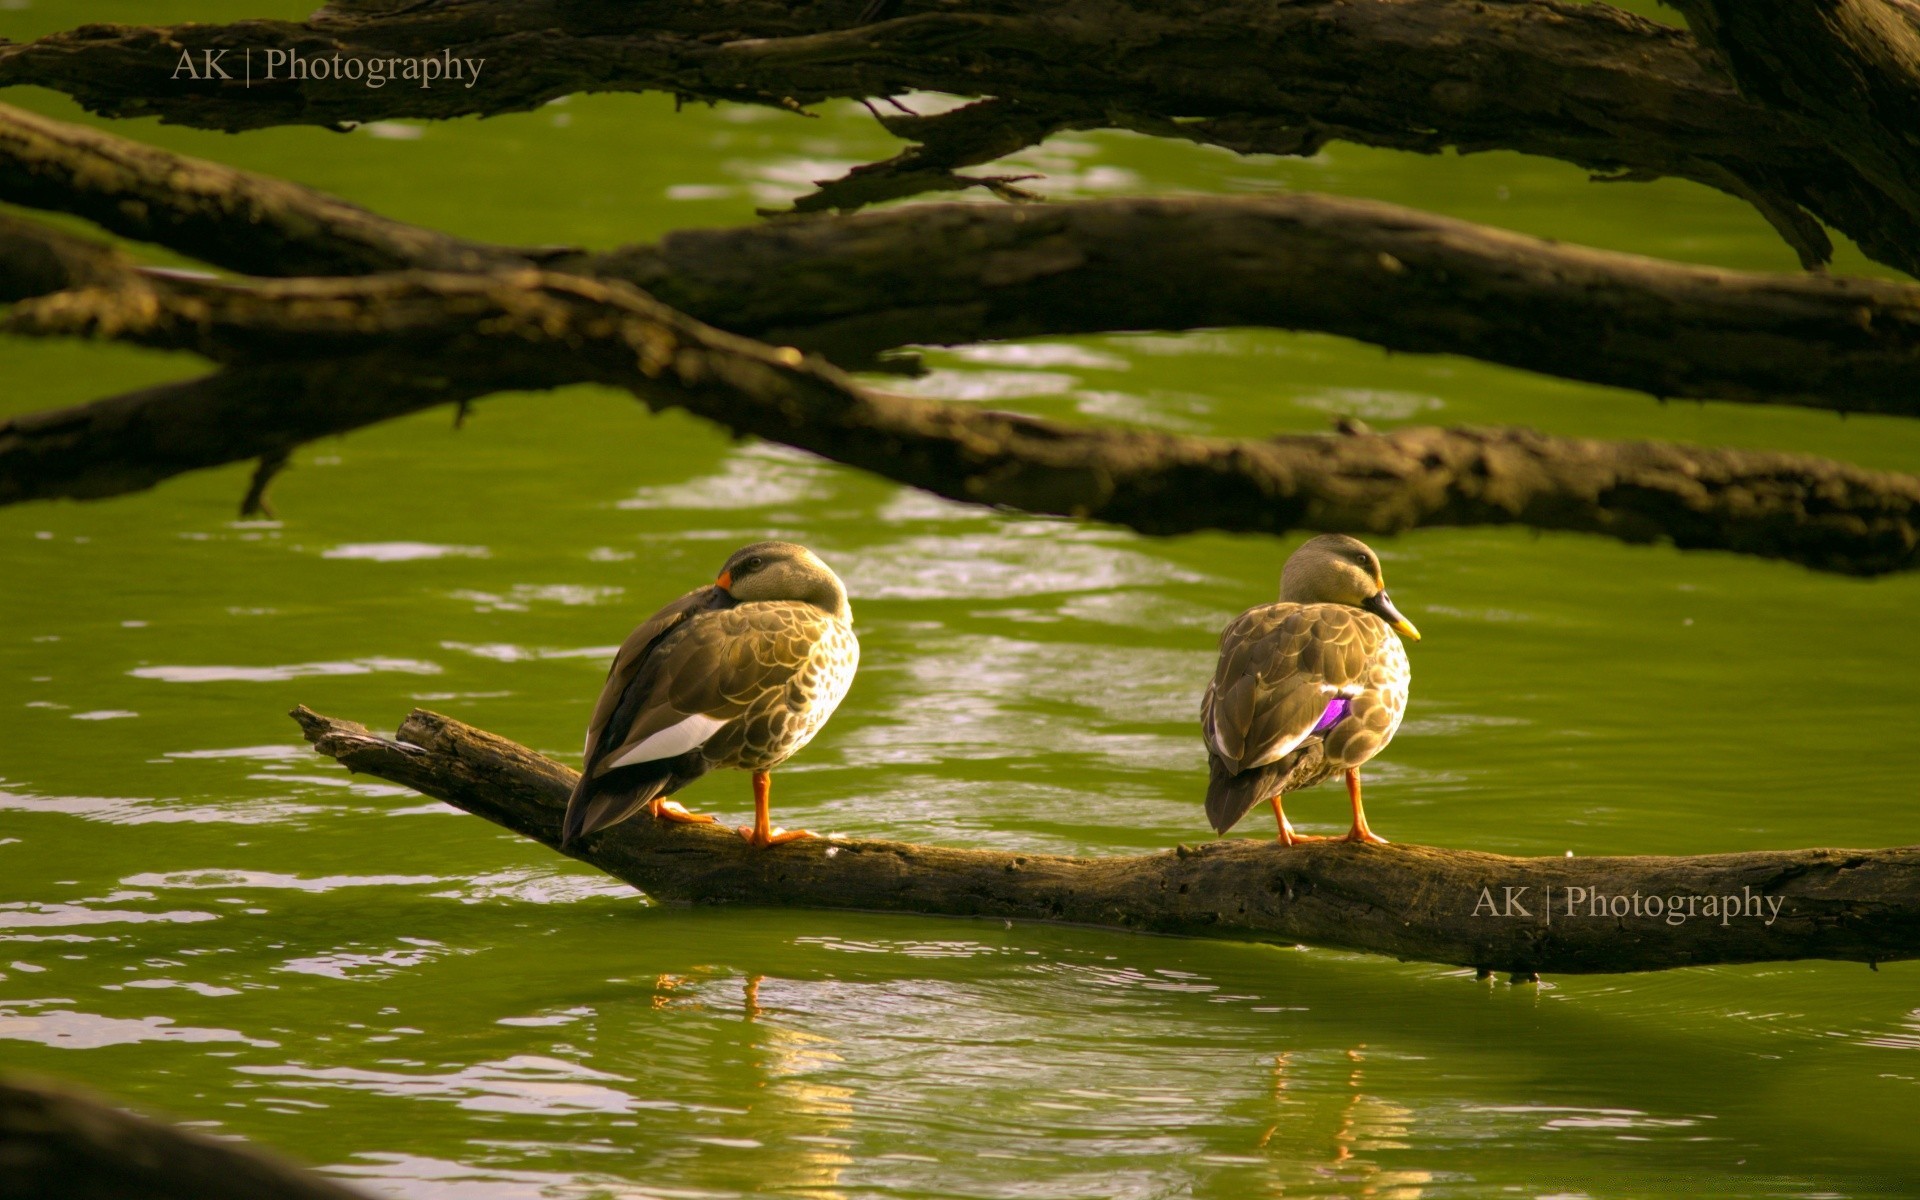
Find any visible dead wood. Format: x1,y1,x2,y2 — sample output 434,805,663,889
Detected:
6,260,1919,574
290,706,1920,977
592,194,1920,416
0,1076,373,1200
7,104,1920,417
3,0,1918,277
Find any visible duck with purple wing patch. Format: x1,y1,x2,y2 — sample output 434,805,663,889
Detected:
562,541,859,850
1202,534,1420,845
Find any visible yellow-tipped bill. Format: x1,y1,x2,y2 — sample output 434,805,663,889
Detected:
1364,590,1421,641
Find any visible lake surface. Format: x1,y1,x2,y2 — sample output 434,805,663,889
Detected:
3,3,1919,1196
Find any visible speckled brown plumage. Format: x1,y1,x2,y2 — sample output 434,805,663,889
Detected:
1201,534,1417,842
562,542,858,847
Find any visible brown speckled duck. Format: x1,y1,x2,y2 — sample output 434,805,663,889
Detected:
561,541,859,849
1201,534,1419,845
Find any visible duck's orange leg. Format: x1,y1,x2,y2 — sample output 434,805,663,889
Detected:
645,797,717,825
737,770,816,848
1342,768,1389,844
1271,794,1326,846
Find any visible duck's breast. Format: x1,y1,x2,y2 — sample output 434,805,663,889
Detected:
1320,616,1411,769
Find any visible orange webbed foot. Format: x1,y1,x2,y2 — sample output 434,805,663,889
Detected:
648,799,718,825
736,825,818,848
1342,826,1389,845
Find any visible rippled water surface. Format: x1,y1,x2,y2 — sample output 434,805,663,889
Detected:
4,3,1920,1196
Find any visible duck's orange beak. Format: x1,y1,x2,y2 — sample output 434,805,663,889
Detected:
715,570,733,592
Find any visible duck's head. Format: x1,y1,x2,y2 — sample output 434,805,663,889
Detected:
1279,533,1420,641
715,541,851,619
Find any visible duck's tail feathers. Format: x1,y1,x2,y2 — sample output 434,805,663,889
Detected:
560,760,676,847
1206,755,1283,835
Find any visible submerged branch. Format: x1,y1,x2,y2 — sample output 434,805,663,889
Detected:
291,706,1920,977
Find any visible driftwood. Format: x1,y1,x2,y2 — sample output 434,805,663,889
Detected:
0,1077,371,1200
293,706,1920,978
4,0,1915,279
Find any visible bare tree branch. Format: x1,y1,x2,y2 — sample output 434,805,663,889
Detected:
590,194,1920,418
0,212,130,301
7,261,1918,574
291,705,1920,977
8,106,1920,417
1669,0,1920,223
5,0,1918,275
0,102,523,276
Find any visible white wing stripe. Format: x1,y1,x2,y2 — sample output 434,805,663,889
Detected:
607,713,727,769
1246,727,1313,770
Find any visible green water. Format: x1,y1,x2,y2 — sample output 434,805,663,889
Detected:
4,3,1920,1196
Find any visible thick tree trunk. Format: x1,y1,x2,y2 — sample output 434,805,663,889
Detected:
292,706,1920,977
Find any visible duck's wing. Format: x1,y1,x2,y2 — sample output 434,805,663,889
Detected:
1203,604,1377,773
576,586,726,778
564,596,837,841
1202,604,1382,832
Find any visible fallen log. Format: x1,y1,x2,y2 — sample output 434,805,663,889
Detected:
292,706,1920,977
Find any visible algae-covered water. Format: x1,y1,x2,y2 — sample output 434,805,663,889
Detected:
3,3,1919,1196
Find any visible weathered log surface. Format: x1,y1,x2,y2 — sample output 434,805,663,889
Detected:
291,706,1920,976
0,1076,373,1200
598,194,1920,416
6,0,1912,278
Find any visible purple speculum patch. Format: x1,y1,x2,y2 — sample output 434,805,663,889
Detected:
1312,696,1351,733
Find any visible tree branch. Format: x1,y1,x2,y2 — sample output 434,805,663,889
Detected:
1669,0,1920,222
0,101,524,277
290,706,1920,977
7,262,1919,574
4,0,1917,276
8,105,1920,417
0,212,130,301
588,194,1920,417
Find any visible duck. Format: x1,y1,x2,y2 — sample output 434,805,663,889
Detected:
1200,534,1419,845
561,541,859,849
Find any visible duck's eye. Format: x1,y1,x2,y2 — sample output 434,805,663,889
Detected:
745,557,764,572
